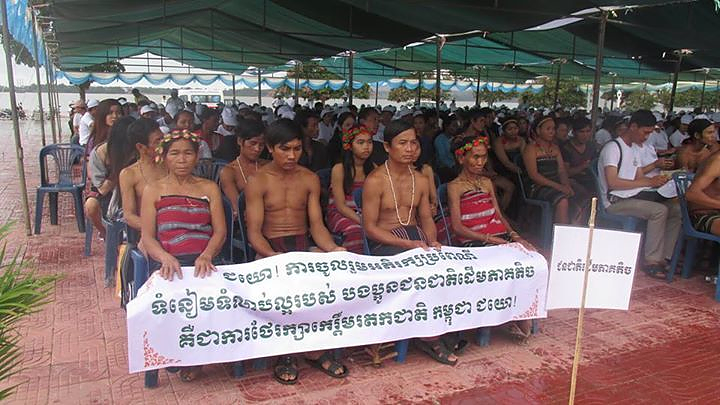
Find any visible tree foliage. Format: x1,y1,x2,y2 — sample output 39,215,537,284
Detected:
523,77,586,108
622,89,656,111
655,88,719,112
272,61,370,102
387,72,451,103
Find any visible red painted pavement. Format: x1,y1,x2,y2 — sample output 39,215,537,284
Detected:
1,121,719,404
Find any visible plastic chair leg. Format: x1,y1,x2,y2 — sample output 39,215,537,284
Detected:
667,236,685,282
144,370,158,388
531,319,540,334
681,238,697,279
252,358,267,370
394,339,409,363
48,192,58,225
34,191,44,234
72,189,86,233
232,362,245,378
104,226,121,287
475,328,491,347
715,260,720,302
131,251,149,297
83,217,93,256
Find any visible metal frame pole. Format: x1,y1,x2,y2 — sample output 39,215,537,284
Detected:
589,11,608,132
475,68,481,106
44,52,58,142
30,9,46,146
553,60,563,108
435,36,443,113
231,73,236,105
609,75,616,111
668,54,683,114
700,69,709,111
1,0,32,235
257,70,262,106
374,82,379,106
51,64,62,141
294,63,300,106
348,52,354,106
416,73,422,105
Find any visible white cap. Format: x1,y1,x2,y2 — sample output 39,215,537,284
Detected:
215,124,234,137
140,105,156,115
278,105,295,120
221,108,238,126
394,107,412,120
382,105,395,113
695,113,709,121
166,103,181,119
87,99,99,109
237,102,250,111
681,114,693,125
159,126,171,134
117,97,127,106
653,112,663,122
320,108,335,119
412,110,424,117
711,112,720,122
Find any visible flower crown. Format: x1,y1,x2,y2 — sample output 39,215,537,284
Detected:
454,136,490,157
154,129,200,163
341,125,371,150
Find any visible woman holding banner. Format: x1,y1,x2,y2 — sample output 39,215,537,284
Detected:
140,129,227,382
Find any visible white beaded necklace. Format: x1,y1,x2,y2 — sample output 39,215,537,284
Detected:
385,161,415,226
236,156,258,184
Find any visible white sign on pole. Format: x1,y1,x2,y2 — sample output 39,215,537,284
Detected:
547,225,641,310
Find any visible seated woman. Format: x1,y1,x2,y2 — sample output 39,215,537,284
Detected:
327,125,375,253
561,117,597,192
447,134,534,339
140,129,227,383
219,119,268,216
492,117,526,178
678,118,720,172
327,111,356,164
522,115,577,224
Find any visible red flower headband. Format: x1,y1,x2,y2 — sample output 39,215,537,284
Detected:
454,136,490,157
341,125,371,150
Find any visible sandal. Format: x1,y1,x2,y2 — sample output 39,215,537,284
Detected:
643,263,667,280
415,340,457,366
273,356,299,385
440,334,468,355
305,352,348,379
178,366,201,382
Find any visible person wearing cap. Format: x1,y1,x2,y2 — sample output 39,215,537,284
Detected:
79,99,100,146
71,100,87,143
678,118,720,172
317,108,335,144
670,114,692,147
644,112,675,157
213,108,241,162
140,104,158,120
597,109,681,276
117,97,129,116
165,89,185,118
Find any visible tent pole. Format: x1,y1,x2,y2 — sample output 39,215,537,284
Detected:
553,61,562,109
668,54,683,114
257,70,262,106
232,74,236,105
30,9,47,146
475,68,481,106
416,73,422,105
435,36,443,114
51,65,62,141
374,82,379,106
348,52,354,106
1,0,32,236
609,76,616,111
44,50,58,143
589,11,608,134
700,69,708,111
294,63,300,106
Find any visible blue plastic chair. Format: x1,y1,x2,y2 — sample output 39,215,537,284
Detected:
193,158,227,182
34,144,86,234
436,184,453,246
668,173,720,296
101,217,127,287
589,161,642,232
232,192,253,263
351,187,409,362
514,166,553,249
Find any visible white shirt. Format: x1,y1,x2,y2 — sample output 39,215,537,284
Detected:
374,123,386,142
669,130,689,148
594,128,612,146
318,121,334,144
645,130,669,152
597,138,648,208
72,112,83,134
79,112,94,146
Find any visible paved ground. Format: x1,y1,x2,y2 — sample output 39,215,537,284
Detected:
1,121,720,404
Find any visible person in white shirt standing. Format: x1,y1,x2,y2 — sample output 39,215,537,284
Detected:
669,114,692,147
71,100,86,143
317,108,335,144
79,99,99,147
598,109,680,277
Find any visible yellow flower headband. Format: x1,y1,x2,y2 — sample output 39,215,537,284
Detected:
154,129,200,163
454,136,490,157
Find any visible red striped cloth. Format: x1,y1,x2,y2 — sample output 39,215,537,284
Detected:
155,195,213,256
326,181,364,254
454,190,507,244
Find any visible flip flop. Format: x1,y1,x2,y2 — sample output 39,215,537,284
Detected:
273,356,299,385
178,366,201,382
305,352,348,379
440,334,468,355
643,264,667,280
415,340,457,366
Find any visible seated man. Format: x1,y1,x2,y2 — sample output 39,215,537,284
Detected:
598,109,681,275
686,150,720,235
245,118,348,385
118,118,167,241
362,120,456,365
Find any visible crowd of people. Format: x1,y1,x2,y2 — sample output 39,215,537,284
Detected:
67,86,720,383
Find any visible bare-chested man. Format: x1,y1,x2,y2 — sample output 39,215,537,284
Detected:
362,120,458,366
686,150,720,235
245,118,348,385
118,118,167,239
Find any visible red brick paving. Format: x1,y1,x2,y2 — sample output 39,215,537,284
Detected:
2,121,720,404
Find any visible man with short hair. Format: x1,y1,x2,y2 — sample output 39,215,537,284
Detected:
598,109,681,275
245,118,348,385
294,110,329,171
165,89,185,118
358,107,388,165
79,99,99,147
669,114,692,147
686,150,720,236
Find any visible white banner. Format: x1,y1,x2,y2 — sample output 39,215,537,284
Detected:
127,245,548,373
547,225,641,310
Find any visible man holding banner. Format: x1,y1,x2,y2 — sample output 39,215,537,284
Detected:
245,118,348,384
362,120,457,365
